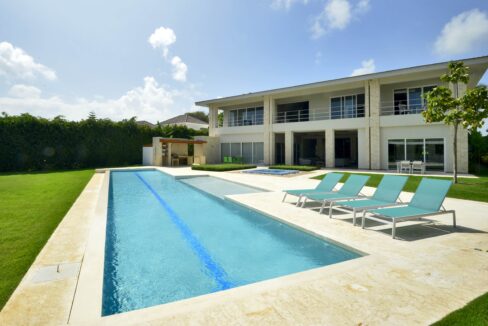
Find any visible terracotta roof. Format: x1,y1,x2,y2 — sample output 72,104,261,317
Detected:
160,114,208,125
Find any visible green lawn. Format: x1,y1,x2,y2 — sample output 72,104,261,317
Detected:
0,169,94,309
312,172,488,203
191,164,256,171
433,292,488,325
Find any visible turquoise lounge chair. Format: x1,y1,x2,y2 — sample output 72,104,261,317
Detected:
301,174,370,210
362,178,455,239
282,173,343,206
329,175,408,225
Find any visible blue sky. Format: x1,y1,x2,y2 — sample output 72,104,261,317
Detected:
0,0,487,123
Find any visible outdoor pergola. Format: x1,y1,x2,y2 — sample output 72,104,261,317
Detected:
150,137,207,166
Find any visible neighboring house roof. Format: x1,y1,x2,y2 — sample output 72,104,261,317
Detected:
136,120,156,128
195,55,488,106
160,114,208,125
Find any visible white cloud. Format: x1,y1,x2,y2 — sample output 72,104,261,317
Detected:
434,9,488,56
8,84,42,98
0,76,198,122
314,51,323,64
271,0,309,11
0,42,57,81
170,56,188,82
311,0,370,39
148,27,189,82
148,26,176,58
351,58,375,76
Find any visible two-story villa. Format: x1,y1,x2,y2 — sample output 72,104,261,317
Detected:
195,56,488,173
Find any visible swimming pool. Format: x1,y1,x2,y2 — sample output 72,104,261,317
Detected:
102,170,360,315
243,168,299,175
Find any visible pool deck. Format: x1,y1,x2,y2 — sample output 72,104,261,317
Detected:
1,166,487,325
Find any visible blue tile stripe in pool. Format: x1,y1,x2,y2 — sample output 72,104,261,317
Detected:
134,172,234,290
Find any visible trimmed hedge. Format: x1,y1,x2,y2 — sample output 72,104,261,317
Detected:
269,165,320,171
191,164,256,172
0,113,207,172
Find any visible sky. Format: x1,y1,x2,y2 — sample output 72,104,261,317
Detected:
0,0,488,124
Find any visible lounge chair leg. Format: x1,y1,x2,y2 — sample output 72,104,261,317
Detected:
282,193,287,202
361,211,366,229
301,197,307,208
295,195,302,206
328,202,334,218
319,200,326,214
392,220,396,239
453,211,456,228
353,209,356,226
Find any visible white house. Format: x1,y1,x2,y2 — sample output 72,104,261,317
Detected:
195,56,488,173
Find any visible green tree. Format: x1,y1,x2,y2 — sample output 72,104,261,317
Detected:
423,61,488,183
186,111,209,123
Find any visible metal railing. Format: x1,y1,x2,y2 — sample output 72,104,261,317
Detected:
222,117,264,127
380,100,426,116
274,107,365,124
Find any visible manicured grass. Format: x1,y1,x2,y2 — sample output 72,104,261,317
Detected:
269,165,320,172
433,292,488,325
191,164,256,172
0,169,94,309
312,172,488,202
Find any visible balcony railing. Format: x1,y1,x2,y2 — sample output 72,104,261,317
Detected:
380,100,426,116
221,117,264,127
274,107,365,124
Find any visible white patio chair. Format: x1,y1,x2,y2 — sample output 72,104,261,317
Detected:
411,161,425,174
399,161,411,174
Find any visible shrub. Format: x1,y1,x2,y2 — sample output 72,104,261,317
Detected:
191,164,256,172
0,113,207,172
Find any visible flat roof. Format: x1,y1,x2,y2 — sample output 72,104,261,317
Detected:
195,55,488,107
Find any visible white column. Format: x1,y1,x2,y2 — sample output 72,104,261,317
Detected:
263,96,271,165
285,130,293,165
325,129,334,168
449,82,469,173
369,79,381,170
208,105,218,137
152,137,162,166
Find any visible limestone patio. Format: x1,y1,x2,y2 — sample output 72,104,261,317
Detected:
1,167,487,325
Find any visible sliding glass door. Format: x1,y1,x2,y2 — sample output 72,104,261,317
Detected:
388,138,445,171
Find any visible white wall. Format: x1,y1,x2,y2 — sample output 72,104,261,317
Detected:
142,147,153,166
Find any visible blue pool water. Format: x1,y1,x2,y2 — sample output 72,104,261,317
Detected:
102,170,360,315
243,169,299,175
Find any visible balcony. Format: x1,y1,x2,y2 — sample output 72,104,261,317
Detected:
380,100,426,116
274,107,365,124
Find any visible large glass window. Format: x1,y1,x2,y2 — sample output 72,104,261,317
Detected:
388,139,405,169
330,94,365,119
253,142,264,164
227,106,264,127
230,143,241,157
393,85,436,115
330,97,342,119
255,107,264,124
221,143,230,162
388,138,444,171
425,138,444,171
242,143,253,163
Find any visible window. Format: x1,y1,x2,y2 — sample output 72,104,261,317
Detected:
388,138,444,171
330,94,365,119
276,101,309,123
227,106,264,127
242,143,253,163
220,142,264,163
393,85,436,115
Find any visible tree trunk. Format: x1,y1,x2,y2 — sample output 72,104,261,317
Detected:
453,123,458,184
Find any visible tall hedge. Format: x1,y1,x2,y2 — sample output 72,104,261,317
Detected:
0,113,207,172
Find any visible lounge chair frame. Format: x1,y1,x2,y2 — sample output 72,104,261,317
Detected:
361,207,456,239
